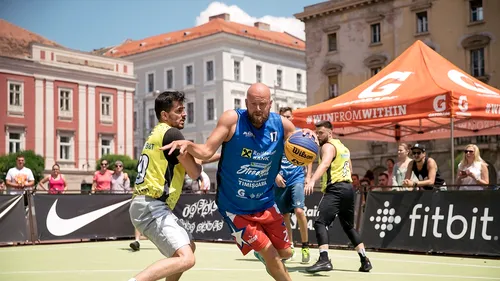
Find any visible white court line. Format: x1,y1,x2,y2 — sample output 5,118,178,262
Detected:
0,268,499,280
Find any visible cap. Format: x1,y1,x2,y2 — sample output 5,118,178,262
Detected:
411,143,426,152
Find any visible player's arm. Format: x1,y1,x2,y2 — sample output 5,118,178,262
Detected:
202,153,221,164
281,116,317,141
311,143,335,184
162,128,202,180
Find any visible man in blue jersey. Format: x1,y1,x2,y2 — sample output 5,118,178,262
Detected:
275,107,311,263
162,83,316,281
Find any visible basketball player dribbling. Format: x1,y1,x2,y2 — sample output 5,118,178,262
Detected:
162,83,317,281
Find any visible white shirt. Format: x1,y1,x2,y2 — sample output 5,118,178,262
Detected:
6,167,35,195
458,161,483,190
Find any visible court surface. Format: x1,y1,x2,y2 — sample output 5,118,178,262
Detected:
0,240,499,281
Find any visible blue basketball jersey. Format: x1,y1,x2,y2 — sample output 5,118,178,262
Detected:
279,153,305,186
217,109,284,214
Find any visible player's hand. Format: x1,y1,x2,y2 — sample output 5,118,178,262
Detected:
301,129,319,145
304,181,314,196
275,174,286,188
159,140,191,155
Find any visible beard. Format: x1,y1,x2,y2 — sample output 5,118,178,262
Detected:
248,111,269,128
319,137,328,146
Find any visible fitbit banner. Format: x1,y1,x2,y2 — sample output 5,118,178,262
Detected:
0,195,28,243
34,194,134,241
361,191,500,256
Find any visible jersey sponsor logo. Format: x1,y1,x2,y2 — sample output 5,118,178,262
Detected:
236,163,271,177
241,148,253,158
243,131,255,138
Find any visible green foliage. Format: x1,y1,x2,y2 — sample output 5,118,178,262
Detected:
96,154,138,186
0,150,45,183
448,151,464,174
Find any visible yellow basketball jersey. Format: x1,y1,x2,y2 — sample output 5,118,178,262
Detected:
134,123,186,209
321,138,352,192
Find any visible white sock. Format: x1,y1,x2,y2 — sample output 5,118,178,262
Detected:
319,249,328,253
357,248,366,257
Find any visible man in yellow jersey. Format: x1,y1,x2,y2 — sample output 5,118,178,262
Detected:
303,121,372,273
128,91,202,281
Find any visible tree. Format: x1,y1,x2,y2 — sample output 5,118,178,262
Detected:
0,150,45,183
95,154,138,186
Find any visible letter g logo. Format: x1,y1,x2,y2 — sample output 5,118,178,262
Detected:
433,95,446,112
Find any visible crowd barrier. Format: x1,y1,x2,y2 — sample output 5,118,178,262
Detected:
0,190,498,257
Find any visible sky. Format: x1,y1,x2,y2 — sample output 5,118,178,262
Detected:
0,0,319,52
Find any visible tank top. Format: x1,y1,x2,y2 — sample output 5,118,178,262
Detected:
321,138,352,192
48,175,65,194
412,157,445,190
458,161,483,190
134,123,186,210
217,109,284,214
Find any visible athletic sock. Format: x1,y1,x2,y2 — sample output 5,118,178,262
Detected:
319,249,329,261
302,241,309,248
357,248,367,261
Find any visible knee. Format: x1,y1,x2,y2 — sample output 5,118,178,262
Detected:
294,208,305,217
180,253,196,271
314,220,326,230
279,247,293,260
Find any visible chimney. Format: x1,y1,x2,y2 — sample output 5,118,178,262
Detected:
209,13,230,22
254,22,270,31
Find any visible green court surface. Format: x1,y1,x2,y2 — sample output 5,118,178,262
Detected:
0,240,499,281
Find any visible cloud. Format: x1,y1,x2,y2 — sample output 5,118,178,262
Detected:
195,1,305,41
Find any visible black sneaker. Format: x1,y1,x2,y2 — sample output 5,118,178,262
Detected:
305,258,333,273
359,257,372,272
129,241,140,252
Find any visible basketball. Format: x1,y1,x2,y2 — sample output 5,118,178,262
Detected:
285,131,319,166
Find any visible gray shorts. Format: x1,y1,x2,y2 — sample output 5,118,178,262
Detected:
129,195,192,257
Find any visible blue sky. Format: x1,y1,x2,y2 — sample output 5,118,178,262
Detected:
0,0,319,52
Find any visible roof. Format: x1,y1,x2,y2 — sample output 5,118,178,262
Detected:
104,18,305,58
0,19,63,59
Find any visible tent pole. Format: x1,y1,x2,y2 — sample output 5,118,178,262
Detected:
450,117,455,187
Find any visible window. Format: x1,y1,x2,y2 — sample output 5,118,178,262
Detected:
147,73,154,92
328,33,337,52
471,48,485,77
185,65,193,86
234,98,241,110
234,61,240,81
101,138,112,156
276,69,282,88
328,75,339,99
148,108,156,130
371,23,381,43
296,73,302,92
256,65,262,83
59,135,71,160
206,60,214,81
8,81,23,113
8,132,21,153
133,111,137,131
470,0,483,22
371,67,381,77
101,94,112,122
166,69,173,89
59,88,72,118
207,98,215,121
187,102,194,124
416,11,428,33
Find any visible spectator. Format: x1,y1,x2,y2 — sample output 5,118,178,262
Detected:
403,143,446,191
457,144,489,190
0,179,5,194
392,143,414,191
198,170,211,193
373,173,391,192
92,159,113,193
359,178,371,210
385,159,394,186
38,164,67,194
111,160,131,193
363,170,375,186
351,174,360,191
5,155,35,195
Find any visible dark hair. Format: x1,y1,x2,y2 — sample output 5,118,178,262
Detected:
155,91,186,120
16,155,24,160
315,120,332,129
279,107,292,115
52,164,60,169
0,179,4,184
360,178,370,185
378,172,389,179
351,174,359,180
364,170,374,181
387,158,395,165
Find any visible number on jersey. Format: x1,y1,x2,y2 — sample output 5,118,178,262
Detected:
342,161,350,177
270,132,278,142
135,154,150,184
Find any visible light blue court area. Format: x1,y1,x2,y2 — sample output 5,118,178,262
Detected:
0,241,499,281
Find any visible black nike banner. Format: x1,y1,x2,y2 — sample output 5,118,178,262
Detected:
361,191,500,257
34,194,134,241
0,195,28,243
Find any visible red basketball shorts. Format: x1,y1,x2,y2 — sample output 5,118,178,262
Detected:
220,205,291,255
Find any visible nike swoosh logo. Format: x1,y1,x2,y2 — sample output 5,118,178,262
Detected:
0,195,23,220
46,198,132,236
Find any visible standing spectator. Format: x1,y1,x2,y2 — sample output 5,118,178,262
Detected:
92,159,113,193
5,155,35,195
38,164,67,194
111,160,131,193
363,170,375,186
392,143,414,190
0,179,5,194
385,159,394,186
351,174,360,191
403,144,446,190
373,173,391,192
457,144,489,190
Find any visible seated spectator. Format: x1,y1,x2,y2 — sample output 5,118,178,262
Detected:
457,144,489,190
5,155,35,195
363,170,375,186
403,144,446,191
373,172,391,192
111,160,131,193
38,164,67,194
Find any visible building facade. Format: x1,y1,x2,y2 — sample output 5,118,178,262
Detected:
0,20,136,188
296,0,500,184
106,14,307,184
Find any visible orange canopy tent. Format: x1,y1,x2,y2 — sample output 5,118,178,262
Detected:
292,40,500,183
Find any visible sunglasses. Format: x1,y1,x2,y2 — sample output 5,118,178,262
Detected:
464,150,474,154
412,151,422,156
101,163,108,166
116,165,123,168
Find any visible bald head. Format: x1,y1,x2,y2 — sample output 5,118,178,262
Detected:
245,83,272,128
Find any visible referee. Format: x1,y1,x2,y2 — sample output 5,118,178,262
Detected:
304,121,372,273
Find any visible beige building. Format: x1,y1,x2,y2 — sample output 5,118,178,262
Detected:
296,0,500,185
